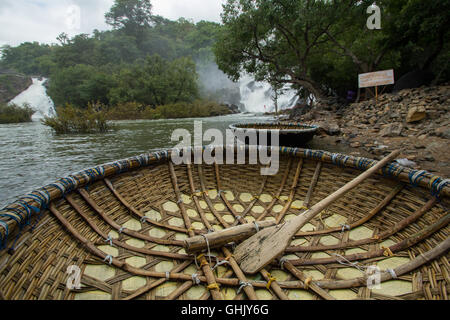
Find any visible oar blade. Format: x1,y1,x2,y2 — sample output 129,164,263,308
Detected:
234,223,293,274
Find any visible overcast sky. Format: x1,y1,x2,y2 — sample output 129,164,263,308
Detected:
0,0,225,47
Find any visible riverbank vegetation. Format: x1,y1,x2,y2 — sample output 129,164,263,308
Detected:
42,104,111,134
42,100,233,133
106,100,233,120
0,103,34,124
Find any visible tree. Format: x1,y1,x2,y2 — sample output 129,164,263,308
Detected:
215,0,450,100
0,42,54,75
214,0,352,101
167,57,199,103
382,0,450,75
47,64,115,107
307,1,402,97
108,55,198,106
105,0,153,43
53,34,99,68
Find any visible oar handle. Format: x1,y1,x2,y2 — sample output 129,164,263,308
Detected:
290,150,400,231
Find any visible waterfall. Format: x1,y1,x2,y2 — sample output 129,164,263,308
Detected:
238,74,299,113
9,78,55,120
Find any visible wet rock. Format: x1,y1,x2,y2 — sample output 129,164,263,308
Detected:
322,123,341,136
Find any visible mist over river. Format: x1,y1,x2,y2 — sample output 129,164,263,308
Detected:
0,114,273,208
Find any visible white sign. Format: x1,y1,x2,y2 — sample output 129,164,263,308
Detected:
359,69,394,88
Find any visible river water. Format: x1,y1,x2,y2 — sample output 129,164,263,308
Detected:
0,114,274,208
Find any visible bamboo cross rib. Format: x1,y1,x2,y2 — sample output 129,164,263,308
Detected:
184,150,400,274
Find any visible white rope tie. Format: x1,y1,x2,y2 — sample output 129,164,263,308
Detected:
204,254,218,266
105,236,113,246
201,234,212,266
212,259,230,271
237,281,253,294
387,268,397,279
177,198,183,204
340,224,351,233
236,216,242,221
192,273,201,285
118,227,125,234
279,257,288,270
253,221,260,232
140,216,148,223
332,253,367,272
165,272,170,280
193,254,200,269
103,255,113,265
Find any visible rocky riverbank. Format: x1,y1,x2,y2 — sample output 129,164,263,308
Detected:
289,84,450,178
0,71,32,104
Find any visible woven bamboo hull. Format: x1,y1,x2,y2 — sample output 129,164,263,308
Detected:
229,123,319,147
0,147,448,300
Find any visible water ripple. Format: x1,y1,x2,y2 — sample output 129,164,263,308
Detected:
0,114,272,207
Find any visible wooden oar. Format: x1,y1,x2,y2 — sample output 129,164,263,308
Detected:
234,150,400,274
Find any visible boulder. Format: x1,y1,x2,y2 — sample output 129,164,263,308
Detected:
406,106,427,123
322,122,341,136
380,123,403,137
434,126,450,139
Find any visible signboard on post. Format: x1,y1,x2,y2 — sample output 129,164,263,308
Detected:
358,69,394,88
358,69,395,103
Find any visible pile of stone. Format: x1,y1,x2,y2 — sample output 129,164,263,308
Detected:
289,84,450,177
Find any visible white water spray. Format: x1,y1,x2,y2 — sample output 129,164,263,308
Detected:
9,78,55,120
238,74,299,113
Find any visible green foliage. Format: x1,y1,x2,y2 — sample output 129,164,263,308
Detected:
2,0,448,105
215,0,351,99
109,55,198,107
215,0,450,99
106,100,233,120
0,103,34,124
0,3,222,110
151,100,233,119
105,0,153,42
382,0,450,74
104,101,146,120
42,103,112,134
47,64,116,107
0,42,55,76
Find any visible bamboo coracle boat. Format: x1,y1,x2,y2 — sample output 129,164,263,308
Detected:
229,122,319,146
0,146,448,300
